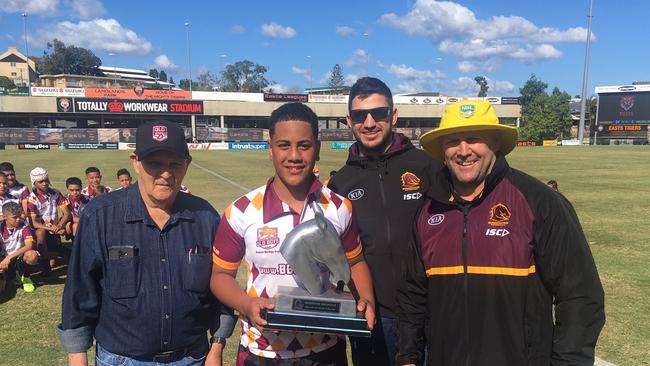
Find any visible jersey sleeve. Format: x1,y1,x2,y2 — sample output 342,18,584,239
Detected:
21,225,34,246
212,204,246,271
339,197,362,260
57,191,69,208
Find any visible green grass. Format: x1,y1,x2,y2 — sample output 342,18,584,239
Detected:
0,145,648,365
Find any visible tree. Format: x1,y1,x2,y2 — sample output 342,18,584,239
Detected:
218,60,271,92
0,76,16,89
327,64,345,92
148,68,159,79
519,73,548,106
169,76,175,85
474,76,489,97
519,83,573,141
38,39,102,76
179,79,192,90
158,70,168,82
195,71,216,91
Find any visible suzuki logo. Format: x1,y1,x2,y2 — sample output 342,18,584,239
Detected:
348,188,365,201
427,214,445,226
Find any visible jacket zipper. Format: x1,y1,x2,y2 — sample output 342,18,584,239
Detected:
377,162,391,243
461,203,471,366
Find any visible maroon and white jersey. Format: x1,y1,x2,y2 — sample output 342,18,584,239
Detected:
212,178,362,359
0,193,19,214
26,188,68,223
0,221,33,256
82,185,113,198
66,194,90,217
8,182,28,201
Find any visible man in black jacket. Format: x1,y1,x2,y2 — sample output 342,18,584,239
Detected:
396,101,605,366
328,77,441,366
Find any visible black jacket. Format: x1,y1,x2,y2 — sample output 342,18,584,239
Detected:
396,154,605,366
329,133,442,317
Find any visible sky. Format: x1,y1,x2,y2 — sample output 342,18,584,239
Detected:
0,0,648,97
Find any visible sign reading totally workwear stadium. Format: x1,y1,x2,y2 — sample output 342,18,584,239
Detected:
57,98,203,114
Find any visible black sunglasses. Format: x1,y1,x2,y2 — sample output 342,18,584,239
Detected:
349,107,392,123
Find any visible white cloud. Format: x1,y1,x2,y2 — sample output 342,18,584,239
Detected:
380,63,445,93
345,48,368,68
0,0,60,15
231,24,245,33
385,63,444,80
266,83,290,93
261,22,296,39
457,61,476,73
336,25,355,37
152,54,178,72
291,66,310,80
70,0,105,19
379,0,593,66
443,76,515,96
33,18,153,55
345,73,361,86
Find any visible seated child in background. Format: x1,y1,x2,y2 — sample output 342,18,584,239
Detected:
116,168,133,190
0,172,19,221
82,166,112,198
0,202,38,292
26,168,71,275
64,177,89,237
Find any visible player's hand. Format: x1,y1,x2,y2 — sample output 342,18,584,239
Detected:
357,298,376,330
242,297,274,332
204,342,224,366
0,257,11,272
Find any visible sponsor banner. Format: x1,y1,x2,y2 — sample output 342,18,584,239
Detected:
98,129,120,143
561,139,581,146
308,94,348,103
595,84,650,94
31,87,85,97
517,141,537,147
596,92,650,125
542,140,559,147
196,127,228,141
63,143,119,150
206,142,229,150
63,129,99,143
85,87,191,100
485,97,501,104
228,142,268,150
263,93,308,103
118,142,137,150
596,124,649,138
68,98,203,114
330,142,354,149
500,97,520,105
192,91,264,102
394,96,445,105
227,128,264,141
39,128,63,143
320,129,354,141
120,128,136,143
57,97,74,112
18,143,51,150
0,128,39,143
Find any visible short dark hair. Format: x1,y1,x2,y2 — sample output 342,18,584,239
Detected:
348,77,393,111
2,201,22,216
269,103,319,139
0,172,6,179
329,170,337,177
0,162,15,172
85,167,101,175
66,177,82,187
117,168,131,178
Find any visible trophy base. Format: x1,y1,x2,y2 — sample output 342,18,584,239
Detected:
261,286,371,337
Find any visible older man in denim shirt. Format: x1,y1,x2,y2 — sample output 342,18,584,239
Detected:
58,120,234,366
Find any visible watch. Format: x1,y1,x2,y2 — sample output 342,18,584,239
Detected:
210,336,227,346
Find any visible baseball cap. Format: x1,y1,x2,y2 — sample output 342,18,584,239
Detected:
134,120,189,160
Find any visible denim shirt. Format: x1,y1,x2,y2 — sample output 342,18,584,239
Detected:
58,184,232,359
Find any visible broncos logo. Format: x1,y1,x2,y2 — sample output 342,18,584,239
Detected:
401,172,421,192
488,203,511,227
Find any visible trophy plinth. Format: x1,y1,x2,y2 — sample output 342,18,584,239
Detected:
262,286,371,337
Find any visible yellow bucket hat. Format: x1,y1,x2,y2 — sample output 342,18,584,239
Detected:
420,101,518,160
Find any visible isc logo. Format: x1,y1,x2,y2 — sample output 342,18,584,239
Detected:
485,228,510,237
403,192,422,201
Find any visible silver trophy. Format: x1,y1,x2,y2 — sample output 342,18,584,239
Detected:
261,200,370,337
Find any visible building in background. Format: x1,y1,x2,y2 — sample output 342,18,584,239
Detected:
0,47,36,87
40,66,176,90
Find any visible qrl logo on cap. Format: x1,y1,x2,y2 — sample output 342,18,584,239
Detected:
460,104,475,118
152,125,168,142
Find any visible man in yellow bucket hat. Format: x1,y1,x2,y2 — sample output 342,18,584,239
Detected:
395,101,605,366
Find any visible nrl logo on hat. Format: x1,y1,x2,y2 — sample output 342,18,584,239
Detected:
459,104,475,118
152,125,168,142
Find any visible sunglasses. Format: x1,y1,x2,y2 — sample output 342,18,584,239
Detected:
349,106,392,123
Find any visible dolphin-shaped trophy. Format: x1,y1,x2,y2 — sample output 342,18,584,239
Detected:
280,200,351,295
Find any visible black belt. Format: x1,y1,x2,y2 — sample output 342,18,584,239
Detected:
149,339,206,363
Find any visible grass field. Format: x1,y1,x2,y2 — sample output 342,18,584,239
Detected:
0,145,648,366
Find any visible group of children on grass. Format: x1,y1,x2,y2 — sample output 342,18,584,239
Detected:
0,163,135,294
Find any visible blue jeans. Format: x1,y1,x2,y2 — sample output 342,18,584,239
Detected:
350,316,398,366
96,344,206,366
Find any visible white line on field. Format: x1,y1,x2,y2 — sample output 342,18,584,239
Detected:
595,356,617,366
191,161,250,193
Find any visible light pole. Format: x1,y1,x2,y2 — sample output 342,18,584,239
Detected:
306,55,312,92
184,21,192,93
363,32,369,77
21,12,30,90
578,0,594,144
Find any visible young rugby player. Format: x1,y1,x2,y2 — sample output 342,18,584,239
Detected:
0,162,29,214
64,177,89,237
82,167,112,197
210,103,375,364
115,168,133,189
0,202,38,292
0,172,19,221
